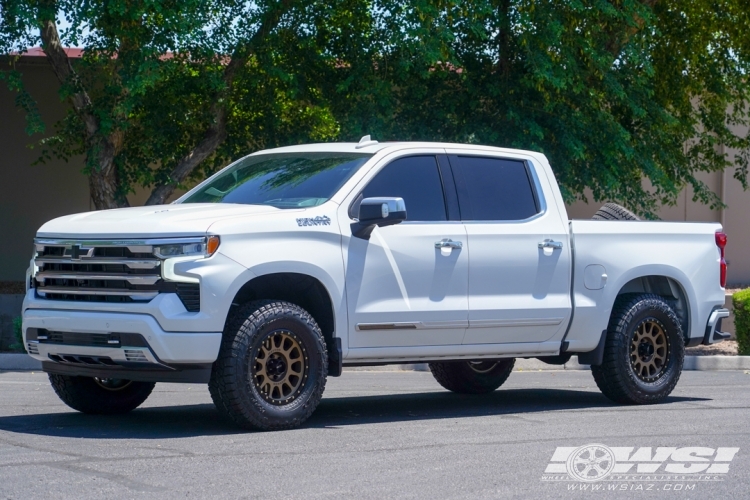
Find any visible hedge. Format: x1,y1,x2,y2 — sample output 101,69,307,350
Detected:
7,317,23,352
733,289,750,356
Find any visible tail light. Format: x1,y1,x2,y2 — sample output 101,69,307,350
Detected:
715,231,727,288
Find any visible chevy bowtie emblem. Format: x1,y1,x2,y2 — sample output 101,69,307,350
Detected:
68,245,93,260
71,245,83,260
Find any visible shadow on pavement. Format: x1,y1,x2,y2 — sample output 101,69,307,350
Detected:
0,388,710,439
308,389,709,428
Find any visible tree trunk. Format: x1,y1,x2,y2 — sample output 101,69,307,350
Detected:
604,0,659,58
144,0,294,205
145,109,228,206
88,137,126,210
37,2,128,210
496,0,513,78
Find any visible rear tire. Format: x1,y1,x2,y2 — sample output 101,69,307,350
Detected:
209,300,328,431
591,294,684,404
592,202,640,221
48,375,155,414
429,359,515,394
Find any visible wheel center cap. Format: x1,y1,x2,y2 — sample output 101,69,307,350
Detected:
266,355,287,381
638,340,655,361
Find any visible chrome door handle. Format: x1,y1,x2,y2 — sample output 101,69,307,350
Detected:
435,239,463,249
538,239,563,250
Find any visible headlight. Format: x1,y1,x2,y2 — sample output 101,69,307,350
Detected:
154,236,220,259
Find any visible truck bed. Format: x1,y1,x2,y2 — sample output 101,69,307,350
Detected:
564,219,726,352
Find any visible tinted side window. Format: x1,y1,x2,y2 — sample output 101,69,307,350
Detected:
362,156,447,221
452,156,539,221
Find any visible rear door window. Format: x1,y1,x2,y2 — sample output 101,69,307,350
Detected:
450,156,539,221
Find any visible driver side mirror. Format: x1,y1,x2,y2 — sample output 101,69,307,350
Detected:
352,197,407,239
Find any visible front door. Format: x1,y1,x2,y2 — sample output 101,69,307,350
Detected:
342,154,469,348
446,153,572,344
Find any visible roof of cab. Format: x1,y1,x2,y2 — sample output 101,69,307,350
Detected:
250,140,547,162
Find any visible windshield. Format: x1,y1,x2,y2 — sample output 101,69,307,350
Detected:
181,152,372,208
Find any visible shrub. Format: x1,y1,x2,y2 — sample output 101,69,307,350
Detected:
8,316,23,352
733,289,750,356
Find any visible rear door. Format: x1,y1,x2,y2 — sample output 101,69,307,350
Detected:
446,154,572,344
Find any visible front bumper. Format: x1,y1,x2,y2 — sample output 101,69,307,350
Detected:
23,308,222,381
703,308,731,345
26,328,213,383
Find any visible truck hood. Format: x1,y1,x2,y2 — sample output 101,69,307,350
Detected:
37,203,283,239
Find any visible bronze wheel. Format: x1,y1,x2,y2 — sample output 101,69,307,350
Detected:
253,330,309,405
591,293,684,405
93,378,133,391
429,359,515,394
630,319,669,382
467,361,499,374
48,375,154,414
210,300,328,431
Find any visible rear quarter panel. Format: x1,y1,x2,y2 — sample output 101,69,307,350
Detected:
566,220,726,352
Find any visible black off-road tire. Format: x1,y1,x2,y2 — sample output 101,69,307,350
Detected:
209,300,328,431
592,202,640,221
48,375,155,414
591,294,685,405
428,359,515,394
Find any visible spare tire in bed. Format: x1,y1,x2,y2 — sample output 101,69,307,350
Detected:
592,202,640,221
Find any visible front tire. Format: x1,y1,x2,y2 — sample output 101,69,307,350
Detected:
428,359,515,394
209,300,328,431
591,294,684,404
48,375,155,414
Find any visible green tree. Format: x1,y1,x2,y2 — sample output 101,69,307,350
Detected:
0,0,339,208
2,1,749,215
330,0,750,216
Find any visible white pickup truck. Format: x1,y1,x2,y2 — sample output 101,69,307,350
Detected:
23,138,730,430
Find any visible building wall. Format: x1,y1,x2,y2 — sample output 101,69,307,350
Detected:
0,60,90,281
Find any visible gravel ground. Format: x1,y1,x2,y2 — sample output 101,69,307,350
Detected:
686,340,739,356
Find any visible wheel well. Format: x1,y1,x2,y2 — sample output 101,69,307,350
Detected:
616,276,689,339
229,273,335,345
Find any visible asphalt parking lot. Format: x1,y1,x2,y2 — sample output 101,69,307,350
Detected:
1,369,748,499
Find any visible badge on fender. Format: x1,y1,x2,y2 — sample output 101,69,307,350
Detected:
296,216,331,227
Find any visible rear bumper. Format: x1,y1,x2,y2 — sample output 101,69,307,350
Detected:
702,308,731,345
22,308,222,382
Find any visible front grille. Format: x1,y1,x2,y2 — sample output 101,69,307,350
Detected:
40,331,116,347
48,354,118,366
124,349,148,362
34,239,201,311
28,329,150,348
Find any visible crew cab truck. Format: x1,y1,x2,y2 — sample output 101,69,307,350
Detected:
22,138,730,430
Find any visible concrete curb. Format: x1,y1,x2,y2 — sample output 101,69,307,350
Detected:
0,353,42,371
683,356,750,370
2,353,749,372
